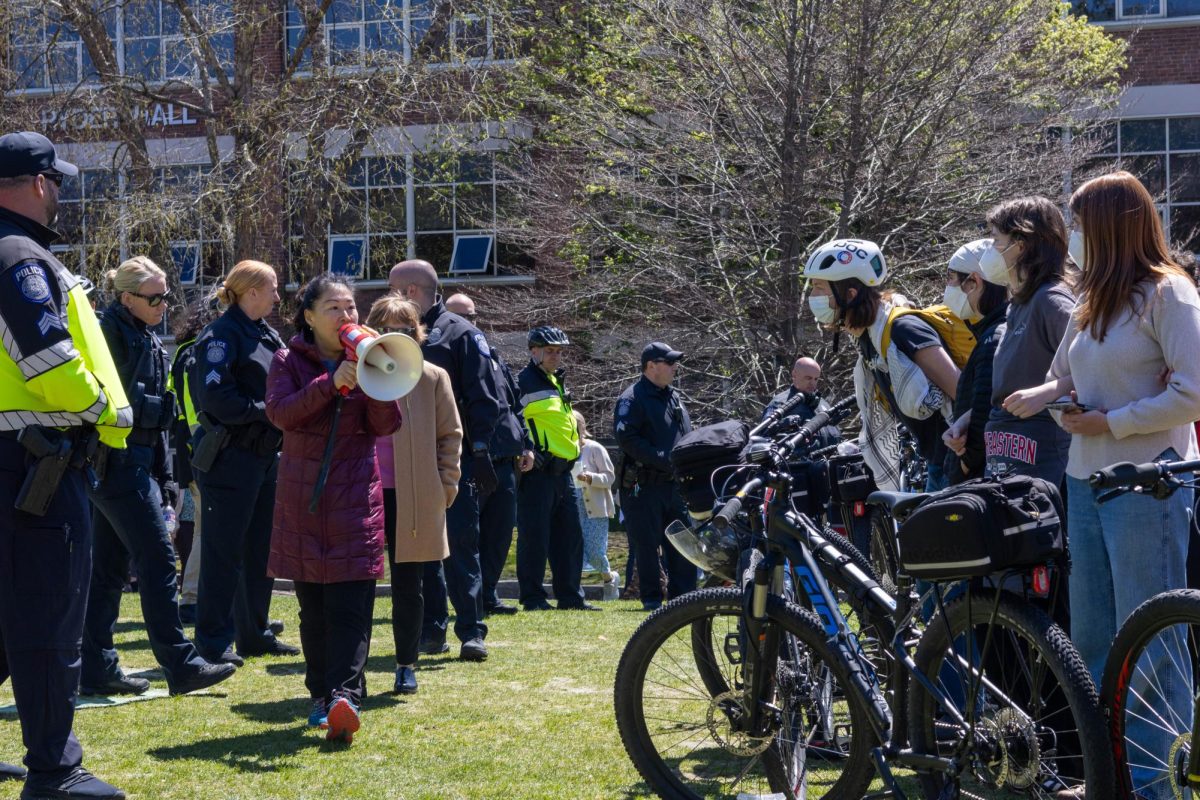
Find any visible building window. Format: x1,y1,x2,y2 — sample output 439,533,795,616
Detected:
123,0,234,82
1071,0,1200,20
287,148,510,281
285,0,502,71
1078,116,1200,252
5,0,232,94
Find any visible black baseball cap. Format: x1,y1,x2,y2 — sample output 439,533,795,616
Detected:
641,341,684,367
0,132,78,179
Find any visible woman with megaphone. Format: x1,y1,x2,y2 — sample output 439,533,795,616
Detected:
265,273,405,744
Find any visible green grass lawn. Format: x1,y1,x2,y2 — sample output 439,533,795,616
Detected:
0,592,658,800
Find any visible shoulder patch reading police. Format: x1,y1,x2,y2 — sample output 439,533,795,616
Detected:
14,263,52,304
617,398,632,417
473,333,491,358
426,327,443,345
206,339,227,364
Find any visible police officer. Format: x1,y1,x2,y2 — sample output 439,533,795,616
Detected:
189,260,299,665
515,327,599,612
0,131,130,798
389,260,502,660
446,293,535,616
615,342,695,611
761,356,841,452
80,257,235,699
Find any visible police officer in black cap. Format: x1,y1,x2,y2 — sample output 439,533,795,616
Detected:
389,260,503,660
614,342,695,611
0,131,129,798
189,260,300,666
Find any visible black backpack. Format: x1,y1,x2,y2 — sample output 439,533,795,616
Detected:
897,474,1064,581
670,421,749,518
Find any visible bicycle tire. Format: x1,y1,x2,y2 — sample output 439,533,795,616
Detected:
907,589,1116,798
866,506,900,597
1100,588,1200,800
614,587,877,799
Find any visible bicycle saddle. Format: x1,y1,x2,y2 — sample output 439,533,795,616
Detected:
866,490,928,521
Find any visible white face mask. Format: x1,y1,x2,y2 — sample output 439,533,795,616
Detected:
979,243,1012,287
808,295,836,324
1068,229,1086,268
943,282,977,322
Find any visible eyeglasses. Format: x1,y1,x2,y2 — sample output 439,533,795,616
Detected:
40,172,64,187
651,358,679,366
381,326,416,337
130,290,170,307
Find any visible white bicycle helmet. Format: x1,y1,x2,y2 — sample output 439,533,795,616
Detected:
801,238,888,286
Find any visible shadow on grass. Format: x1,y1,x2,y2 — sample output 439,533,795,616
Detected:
147,724,322,770
228,692,402,725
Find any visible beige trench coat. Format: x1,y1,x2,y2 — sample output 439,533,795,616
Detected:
391,362,462,563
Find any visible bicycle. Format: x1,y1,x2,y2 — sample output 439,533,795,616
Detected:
615,399,1116,799
1089,457,1200,800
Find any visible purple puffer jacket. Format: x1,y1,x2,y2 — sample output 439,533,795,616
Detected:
265,334,401,583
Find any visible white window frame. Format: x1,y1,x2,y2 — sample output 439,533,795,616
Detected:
1117,0,1166,18
328,235,368,278
448,234,494,274
171,241,200,285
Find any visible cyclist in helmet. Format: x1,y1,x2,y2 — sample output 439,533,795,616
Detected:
801,238,962,491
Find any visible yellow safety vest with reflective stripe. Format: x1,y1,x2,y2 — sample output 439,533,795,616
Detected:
0,277,132,448
168,338,199,429
520,369,580,460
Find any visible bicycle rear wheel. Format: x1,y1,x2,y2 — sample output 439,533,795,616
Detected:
907,590,1116,798
614,587,877,799
1100,588,1200,800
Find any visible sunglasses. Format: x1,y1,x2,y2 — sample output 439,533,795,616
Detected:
40,172,64,187
130,290,170,307
381,326,416,337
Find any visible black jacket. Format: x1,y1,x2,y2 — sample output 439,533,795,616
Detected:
945,302,1008,484
419,299,505,464
614,375,692,476
189,303,284,433
491,357,534,459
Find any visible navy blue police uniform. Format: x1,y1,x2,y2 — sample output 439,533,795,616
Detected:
479,356,533,613
615,369,695,609
0,132,130,798
81,301,229,696
189,303,291,662
417,299,504,649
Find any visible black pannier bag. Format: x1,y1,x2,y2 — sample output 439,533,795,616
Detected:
670,421,749,519
897,474,1064,581
827,452,876,504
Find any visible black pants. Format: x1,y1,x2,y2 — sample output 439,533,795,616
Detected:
479,458,517,607
619,482,696,605
0,437,89,775
194,445,279,658
421,478,487,643
383,488,426,666
515,468,586,608
83,444,204,687
293,579,375,706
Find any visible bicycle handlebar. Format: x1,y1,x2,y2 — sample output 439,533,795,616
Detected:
713,477,762,530
1089,459,1200,490
749,390,819,438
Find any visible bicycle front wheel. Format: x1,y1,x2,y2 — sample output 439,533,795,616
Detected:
907,590,1116,799
1101,588,1200,800
614,587,877,799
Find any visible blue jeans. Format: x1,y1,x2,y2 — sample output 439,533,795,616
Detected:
576,492,612,575
1067,473,1192,800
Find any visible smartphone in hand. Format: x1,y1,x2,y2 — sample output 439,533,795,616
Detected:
1045,397,1092,414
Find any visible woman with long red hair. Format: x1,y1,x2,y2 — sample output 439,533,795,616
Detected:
1008,171,1200,799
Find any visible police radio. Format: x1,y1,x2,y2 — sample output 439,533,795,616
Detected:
337,323,423,401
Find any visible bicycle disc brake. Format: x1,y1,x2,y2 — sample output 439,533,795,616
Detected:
706,691,774,756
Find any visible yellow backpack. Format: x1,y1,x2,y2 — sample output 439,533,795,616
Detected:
879,305,976,369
